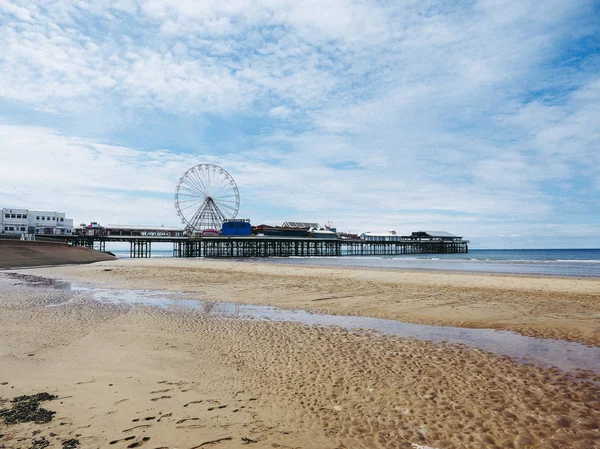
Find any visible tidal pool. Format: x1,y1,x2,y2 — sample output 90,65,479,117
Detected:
70,285,600,376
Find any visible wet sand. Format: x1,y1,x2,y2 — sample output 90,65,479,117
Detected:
0,283,598,449
22,258,600,346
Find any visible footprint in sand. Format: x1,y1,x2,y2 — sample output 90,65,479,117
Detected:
156,413,172,422
177,424,206,429
109,436,136,445
132,417,156,422
126,437,150,448
149,389,172,394
176,417,201,424
150,395,171,401
183,400,203,408
122,424,152,432
207,405,227,411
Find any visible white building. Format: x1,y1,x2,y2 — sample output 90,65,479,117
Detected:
360,230,403,242
1,208,74,236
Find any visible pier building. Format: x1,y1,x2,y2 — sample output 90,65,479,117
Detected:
74,223,184,237
221,219,252,236
360,230,464,243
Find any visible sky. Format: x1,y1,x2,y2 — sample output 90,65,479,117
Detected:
0,0,599,249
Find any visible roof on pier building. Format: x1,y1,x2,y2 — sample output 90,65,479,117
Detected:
417,231,458,238
360,231,399,237
282,221,320,229
409,231,462,240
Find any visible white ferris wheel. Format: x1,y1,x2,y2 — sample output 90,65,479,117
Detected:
174,164,240,234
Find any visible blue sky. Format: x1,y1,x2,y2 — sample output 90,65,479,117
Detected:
0,0,599,248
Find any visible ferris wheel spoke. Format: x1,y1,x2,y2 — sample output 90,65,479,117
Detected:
179,181,204,197
213,202,237,215
176,197,204,209
213,197,237,206
204,167,211,193
196,168,213,194
212,194,238,200
211,171,228,189
176,191,204,200
178,199,204,209
212,170,233,197
185,169,206,196
179,202,205,214
176,196,204,203
186,171,208,196
211,181,234,198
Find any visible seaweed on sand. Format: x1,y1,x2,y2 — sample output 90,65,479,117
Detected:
0,392,57,424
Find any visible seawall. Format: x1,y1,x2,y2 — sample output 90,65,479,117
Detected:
0,239,116,269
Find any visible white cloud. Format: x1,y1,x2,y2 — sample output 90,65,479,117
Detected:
1,123,595,244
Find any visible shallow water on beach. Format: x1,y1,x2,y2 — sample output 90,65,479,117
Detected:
2,272,598,376
63,286,600,375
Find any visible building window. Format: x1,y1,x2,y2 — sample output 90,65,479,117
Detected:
4,214,8,218
16,214,21,219
20,227,25,231
42,217,45,220
60,218,64,222
47,217,50,220
52,217,55,220
11,214,15,218
37,216,40,220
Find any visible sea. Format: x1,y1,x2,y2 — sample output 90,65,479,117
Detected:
107,246,600,278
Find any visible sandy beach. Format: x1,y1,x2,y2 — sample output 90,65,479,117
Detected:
1,259,599,449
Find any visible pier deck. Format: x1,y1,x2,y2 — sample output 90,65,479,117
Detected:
52,235,469,258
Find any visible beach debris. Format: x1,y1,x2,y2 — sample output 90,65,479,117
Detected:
416,426,429,440
62,439,80,449
0,392,57,424
30,437,50,449
241,436,258,444
411,444,440,449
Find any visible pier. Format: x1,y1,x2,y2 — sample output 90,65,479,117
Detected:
55,235,469,258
